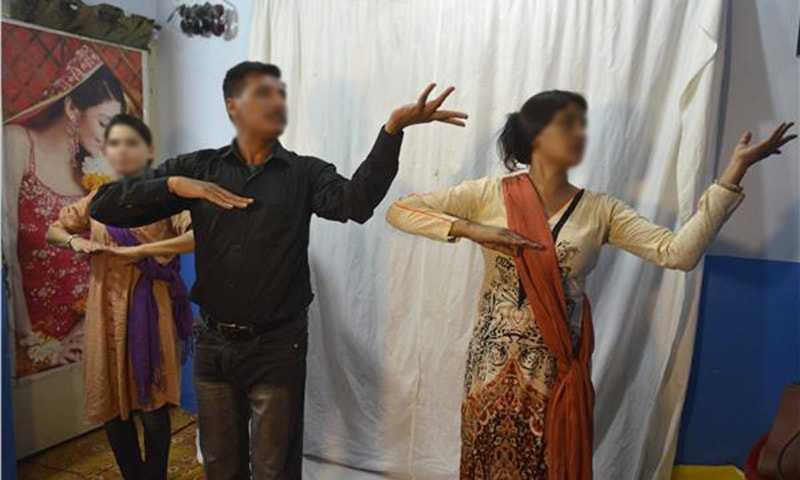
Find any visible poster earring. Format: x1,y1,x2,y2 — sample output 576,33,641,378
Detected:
66,117,80,170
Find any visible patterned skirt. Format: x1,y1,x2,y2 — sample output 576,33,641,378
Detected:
459,299,558,480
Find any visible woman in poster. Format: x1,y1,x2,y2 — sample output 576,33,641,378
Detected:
386,91,796,479
4,44,127,375
46,114,194,480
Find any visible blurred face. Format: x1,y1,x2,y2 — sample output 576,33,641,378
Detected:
533,102,587,168
67,98,124,157
102,124,152,177
226,73,287,138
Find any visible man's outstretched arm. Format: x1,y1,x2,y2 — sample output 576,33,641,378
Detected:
90,153,252,227
311,84,468,223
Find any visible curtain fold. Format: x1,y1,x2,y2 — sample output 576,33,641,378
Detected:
248,1,726,478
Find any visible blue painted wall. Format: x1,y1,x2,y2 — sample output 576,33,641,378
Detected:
677,255,800,465
179,253,199,414
2,271,18,480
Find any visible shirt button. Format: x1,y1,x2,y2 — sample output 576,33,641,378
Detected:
227,281,235,288
231,244,241,252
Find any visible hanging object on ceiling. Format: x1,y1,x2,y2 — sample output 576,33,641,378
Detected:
167,1,238,39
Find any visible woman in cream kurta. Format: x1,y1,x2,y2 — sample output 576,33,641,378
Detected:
386,90,795,480
387,177,742,478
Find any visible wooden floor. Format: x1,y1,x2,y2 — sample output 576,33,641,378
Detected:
16,409,441,479
17,409,203,479
16,419,748,480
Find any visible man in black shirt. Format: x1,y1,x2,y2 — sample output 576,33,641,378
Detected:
89,62,467,479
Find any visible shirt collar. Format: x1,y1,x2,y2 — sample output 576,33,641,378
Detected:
224,138,291,166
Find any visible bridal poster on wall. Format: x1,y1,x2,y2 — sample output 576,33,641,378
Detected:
2,20,146,379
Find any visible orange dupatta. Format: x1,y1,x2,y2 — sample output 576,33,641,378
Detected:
501,174,595,480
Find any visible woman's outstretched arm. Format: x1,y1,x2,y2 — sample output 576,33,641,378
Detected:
386,177,541,254
607,123,796,271
105,231,195,263
47,193,106,254
605,184,744,271
385,179,485,242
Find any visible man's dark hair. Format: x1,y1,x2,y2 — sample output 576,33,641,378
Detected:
222,61,282,99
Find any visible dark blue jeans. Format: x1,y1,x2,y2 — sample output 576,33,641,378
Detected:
193,312,307,480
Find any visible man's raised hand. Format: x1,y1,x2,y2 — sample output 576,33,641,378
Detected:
384,83,469,134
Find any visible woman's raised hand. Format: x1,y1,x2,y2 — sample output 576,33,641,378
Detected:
720,122,796,186
734,122,797,168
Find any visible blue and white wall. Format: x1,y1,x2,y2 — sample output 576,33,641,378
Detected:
3,0,796,470
677,0,800,466
149,0,798,465
72,0,800,466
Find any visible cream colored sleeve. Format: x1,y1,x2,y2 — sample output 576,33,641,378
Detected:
385,177,493,242
605,183,744,271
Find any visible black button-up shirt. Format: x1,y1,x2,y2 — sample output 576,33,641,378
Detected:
90,128,403,335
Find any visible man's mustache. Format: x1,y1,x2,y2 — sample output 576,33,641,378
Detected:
266,110,287,124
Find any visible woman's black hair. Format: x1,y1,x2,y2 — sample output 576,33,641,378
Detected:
27,65,127,172
105,113,154,166
70,65,126,112
29,65,127,129
498,90,587,171
104,113,153,146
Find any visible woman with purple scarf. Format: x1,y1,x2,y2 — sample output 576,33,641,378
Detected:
46,114,194,480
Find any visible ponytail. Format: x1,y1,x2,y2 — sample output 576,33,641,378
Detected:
497,90,588,171
498,112,533,172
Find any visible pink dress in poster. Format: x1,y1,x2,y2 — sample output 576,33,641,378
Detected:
3,24,145,377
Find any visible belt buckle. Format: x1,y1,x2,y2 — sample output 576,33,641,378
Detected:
217,322,253,340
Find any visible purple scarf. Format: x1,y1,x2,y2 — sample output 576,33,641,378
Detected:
106,225,193,407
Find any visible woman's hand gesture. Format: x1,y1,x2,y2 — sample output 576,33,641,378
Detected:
720,122,796,186
69,237,107,254
733,122,797,168
452,220,544,256
106,245,146,265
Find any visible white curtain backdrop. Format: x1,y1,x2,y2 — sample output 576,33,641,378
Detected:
249,1,726,478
